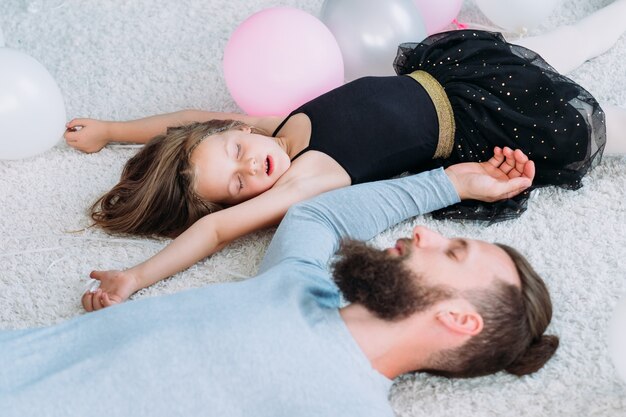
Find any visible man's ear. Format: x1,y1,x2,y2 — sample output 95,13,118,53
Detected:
436,305,484,336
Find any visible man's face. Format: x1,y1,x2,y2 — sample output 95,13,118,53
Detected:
389,226,520,294
332,226,520,320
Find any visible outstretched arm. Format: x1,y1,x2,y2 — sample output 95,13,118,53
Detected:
259,146,534,273
81,160,350,311
258,169,458,274
64,110,282,153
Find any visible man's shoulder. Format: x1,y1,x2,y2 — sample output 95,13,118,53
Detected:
258,260,339,300
261,259,336,286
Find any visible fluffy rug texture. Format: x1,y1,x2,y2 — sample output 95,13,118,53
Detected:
1,0,625,415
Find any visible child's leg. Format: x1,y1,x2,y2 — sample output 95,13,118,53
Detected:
509,0,626,74
604,105,626,154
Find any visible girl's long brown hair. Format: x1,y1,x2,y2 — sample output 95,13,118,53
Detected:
91,119,257,238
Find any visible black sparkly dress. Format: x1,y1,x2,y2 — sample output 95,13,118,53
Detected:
394,30,606,221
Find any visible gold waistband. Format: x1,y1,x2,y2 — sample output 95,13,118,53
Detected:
405,70,455,159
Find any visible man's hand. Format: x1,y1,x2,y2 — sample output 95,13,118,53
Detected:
82,270,139,312
444,146,535,202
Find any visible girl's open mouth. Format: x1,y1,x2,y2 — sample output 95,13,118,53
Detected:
266,155,274,176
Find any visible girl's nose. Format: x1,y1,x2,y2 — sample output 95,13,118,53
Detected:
244,157,257,175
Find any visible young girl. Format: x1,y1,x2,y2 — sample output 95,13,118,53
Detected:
66,1,626,311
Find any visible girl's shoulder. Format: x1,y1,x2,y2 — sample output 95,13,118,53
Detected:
253,116,286,136
276,149,351,188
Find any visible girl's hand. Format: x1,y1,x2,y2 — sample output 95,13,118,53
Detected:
82,270,139,312
445,146,535,202
64,118,111,153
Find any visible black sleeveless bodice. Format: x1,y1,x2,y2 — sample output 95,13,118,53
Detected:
272,76,439,184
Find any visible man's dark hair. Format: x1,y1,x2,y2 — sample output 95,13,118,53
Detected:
426,244,559,378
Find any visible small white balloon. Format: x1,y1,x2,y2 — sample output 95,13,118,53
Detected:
608,293,626,383
475,0,561,32
0,48,66,160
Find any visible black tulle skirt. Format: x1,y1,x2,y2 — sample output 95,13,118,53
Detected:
393,30,606,222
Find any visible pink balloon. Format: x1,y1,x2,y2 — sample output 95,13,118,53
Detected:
223,7,344,116
414,0,464,34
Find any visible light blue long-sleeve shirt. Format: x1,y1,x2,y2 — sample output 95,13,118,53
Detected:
0,168,459,417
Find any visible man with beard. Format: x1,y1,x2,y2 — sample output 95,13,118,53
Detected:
1,147,558,417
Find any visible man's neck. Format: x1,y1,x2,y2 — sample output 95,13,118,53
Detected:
339,304,434,379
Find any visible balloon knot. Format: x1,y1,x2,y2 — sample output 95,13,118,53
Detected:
452,19,469,30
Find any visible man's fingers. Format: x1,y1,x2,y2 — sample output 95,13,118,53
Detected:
512,149,529,177
507,166,522,178
487,146,505,167
523,160,536,181
500,177,532,199
499,147,516,174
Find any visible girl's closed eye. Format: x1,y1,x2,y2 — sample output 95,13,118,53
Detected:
236,144,241,159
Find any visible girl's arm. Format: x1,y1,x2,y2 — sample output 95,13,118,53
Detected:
82,153,351,311
64,110,283,153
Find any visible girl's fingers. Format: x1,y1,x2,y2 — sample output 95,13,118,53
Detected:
92,290,104,310
65,119,86,134
101,293,113,308
63,129,83,144
82,292,94,312
89,271,104,281
66,118,88,128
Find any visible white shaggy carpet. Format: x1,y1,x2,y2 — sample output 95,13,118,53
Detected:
1,0,625,415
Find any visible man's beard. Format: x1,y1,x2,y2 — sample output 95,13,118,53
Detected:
331,239,451,320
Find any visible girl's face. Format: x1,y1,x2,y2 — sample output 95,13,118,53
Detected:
190,127,291,205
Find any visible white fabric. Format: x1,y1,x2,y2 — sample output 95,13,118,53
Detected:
0,0,625,415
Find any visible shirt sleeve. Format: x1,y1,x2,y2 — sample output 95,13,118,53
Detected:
258,168,460,274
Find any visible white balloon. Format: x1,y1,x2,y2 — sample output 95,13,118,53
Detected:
0,48,66,160
321,0,427,82
475,0,561,32
608,293,626,383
